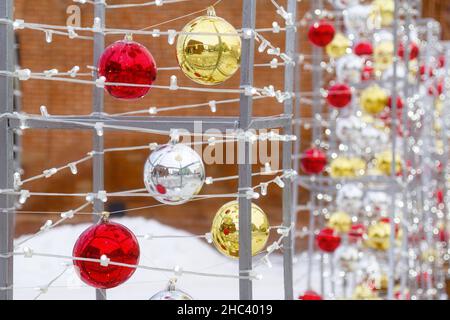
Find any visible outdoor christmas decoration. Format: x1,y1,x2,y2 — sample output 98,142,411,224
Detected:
360,84,388,114
150,279,193,300
176,7,241,85
326,32,351,59
316,227,341,253
211,200,269,259
144,143,205,205
354,41,373,56
300,148,327,174
98,36,157,100
308,20,336,47
327,83,352,108
72,212,140,289
329,156,366,178
328,211,352,233
374,150,402,175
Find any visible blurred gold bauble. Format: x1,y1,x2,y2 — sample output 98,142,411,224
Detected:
352,284,380,300
374,273,389,291
374,150,402,175
325,33,350,59
366,220,401,251
328,211,352,233
374,41,393,72
211,200,269,259
360,84,388,115
176,8,241,85
370,0,394,27
330,157,366,178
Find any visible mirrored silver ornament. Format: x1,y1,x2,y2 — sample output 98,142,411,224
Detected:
150,279,193,300
144,143,205,205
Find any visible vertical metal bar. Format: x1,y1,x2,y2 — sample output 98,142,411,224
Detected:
92,0,106,301
238,0,256,300
0,0,15,301
281,0,298,300
387,0,399,300
399,0,412,299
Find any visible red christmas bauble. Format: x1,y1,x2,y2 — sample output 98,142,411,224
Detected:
387,96,403,109
73,219,140,289
299,290,323,300
327,83,352,108
436,189,444,204
438,55,445,68
348,223,365,242
98,39,157,100
308,20,335,47
428,80,443,96
354,41,373,56
316,227,341,253
398,42,419,60
361,63,374,81
300,148,327,175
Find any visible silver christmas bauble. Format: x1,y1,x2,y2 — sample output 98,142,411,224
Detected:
344,4,371,34
144,143,205,205
336,183,363,213
336,54,364,84
150,280,193,300
329,0,359,10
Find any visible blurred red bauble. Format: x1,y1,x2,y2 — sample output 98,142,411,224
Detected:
327,83,352,108
387,96,403,109
398,42,419,60
428,80,443,96
98,38,157,100
316,227,341,253
361,64,374,81
349,223,365,242
436,189,444,204
300,148,327,174
299,290,323,300
73,219,140,289
308,20,335,47
354,41,373,56
438,55,445,68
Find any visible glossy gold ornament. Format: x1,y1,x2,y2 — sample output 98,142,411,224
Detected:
370,0,394,27
176,7,241,85
374,41,394,72
365,220,401,251
352,284,380,300
330,156,366,178
211,200,269,259
325,33,350,59
374,150,402,175
328,211,352,233
360,84,388,115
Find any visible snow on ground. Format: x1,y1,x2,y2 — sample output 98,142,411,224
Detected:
13,217,311,300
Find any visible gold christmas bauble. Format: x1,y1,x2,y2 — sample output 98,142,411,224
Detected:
365,220,401,251
374,150,402,175
176,7,241,85
352,284,380,300
370,0,394,27
326,33,350,59
330,157,366,178
328,211,352,233
360,84,388,115
374,41,394,72
211,200,269,259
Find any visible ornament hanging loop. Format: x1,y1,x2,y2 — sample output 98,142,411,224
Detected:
124,33,133,42
100,211,110,222
206,6,216,17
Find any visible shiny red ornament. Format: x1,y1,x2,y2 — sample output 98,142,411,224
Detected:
438,55,445,68
354,41,373,56
327,83,352,108
316,227,341,253
436,189,444,204
300,148,327,175
419,64,434,81
299,290,323,300
73,219,140,289
98,39,157,100
398,42,419,60
308,20,335,47
361,64,374,81
428,80,443,96
349,223,365,243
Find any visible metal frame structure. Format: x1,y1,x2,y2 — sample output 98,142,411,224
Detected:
0,0,298,300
